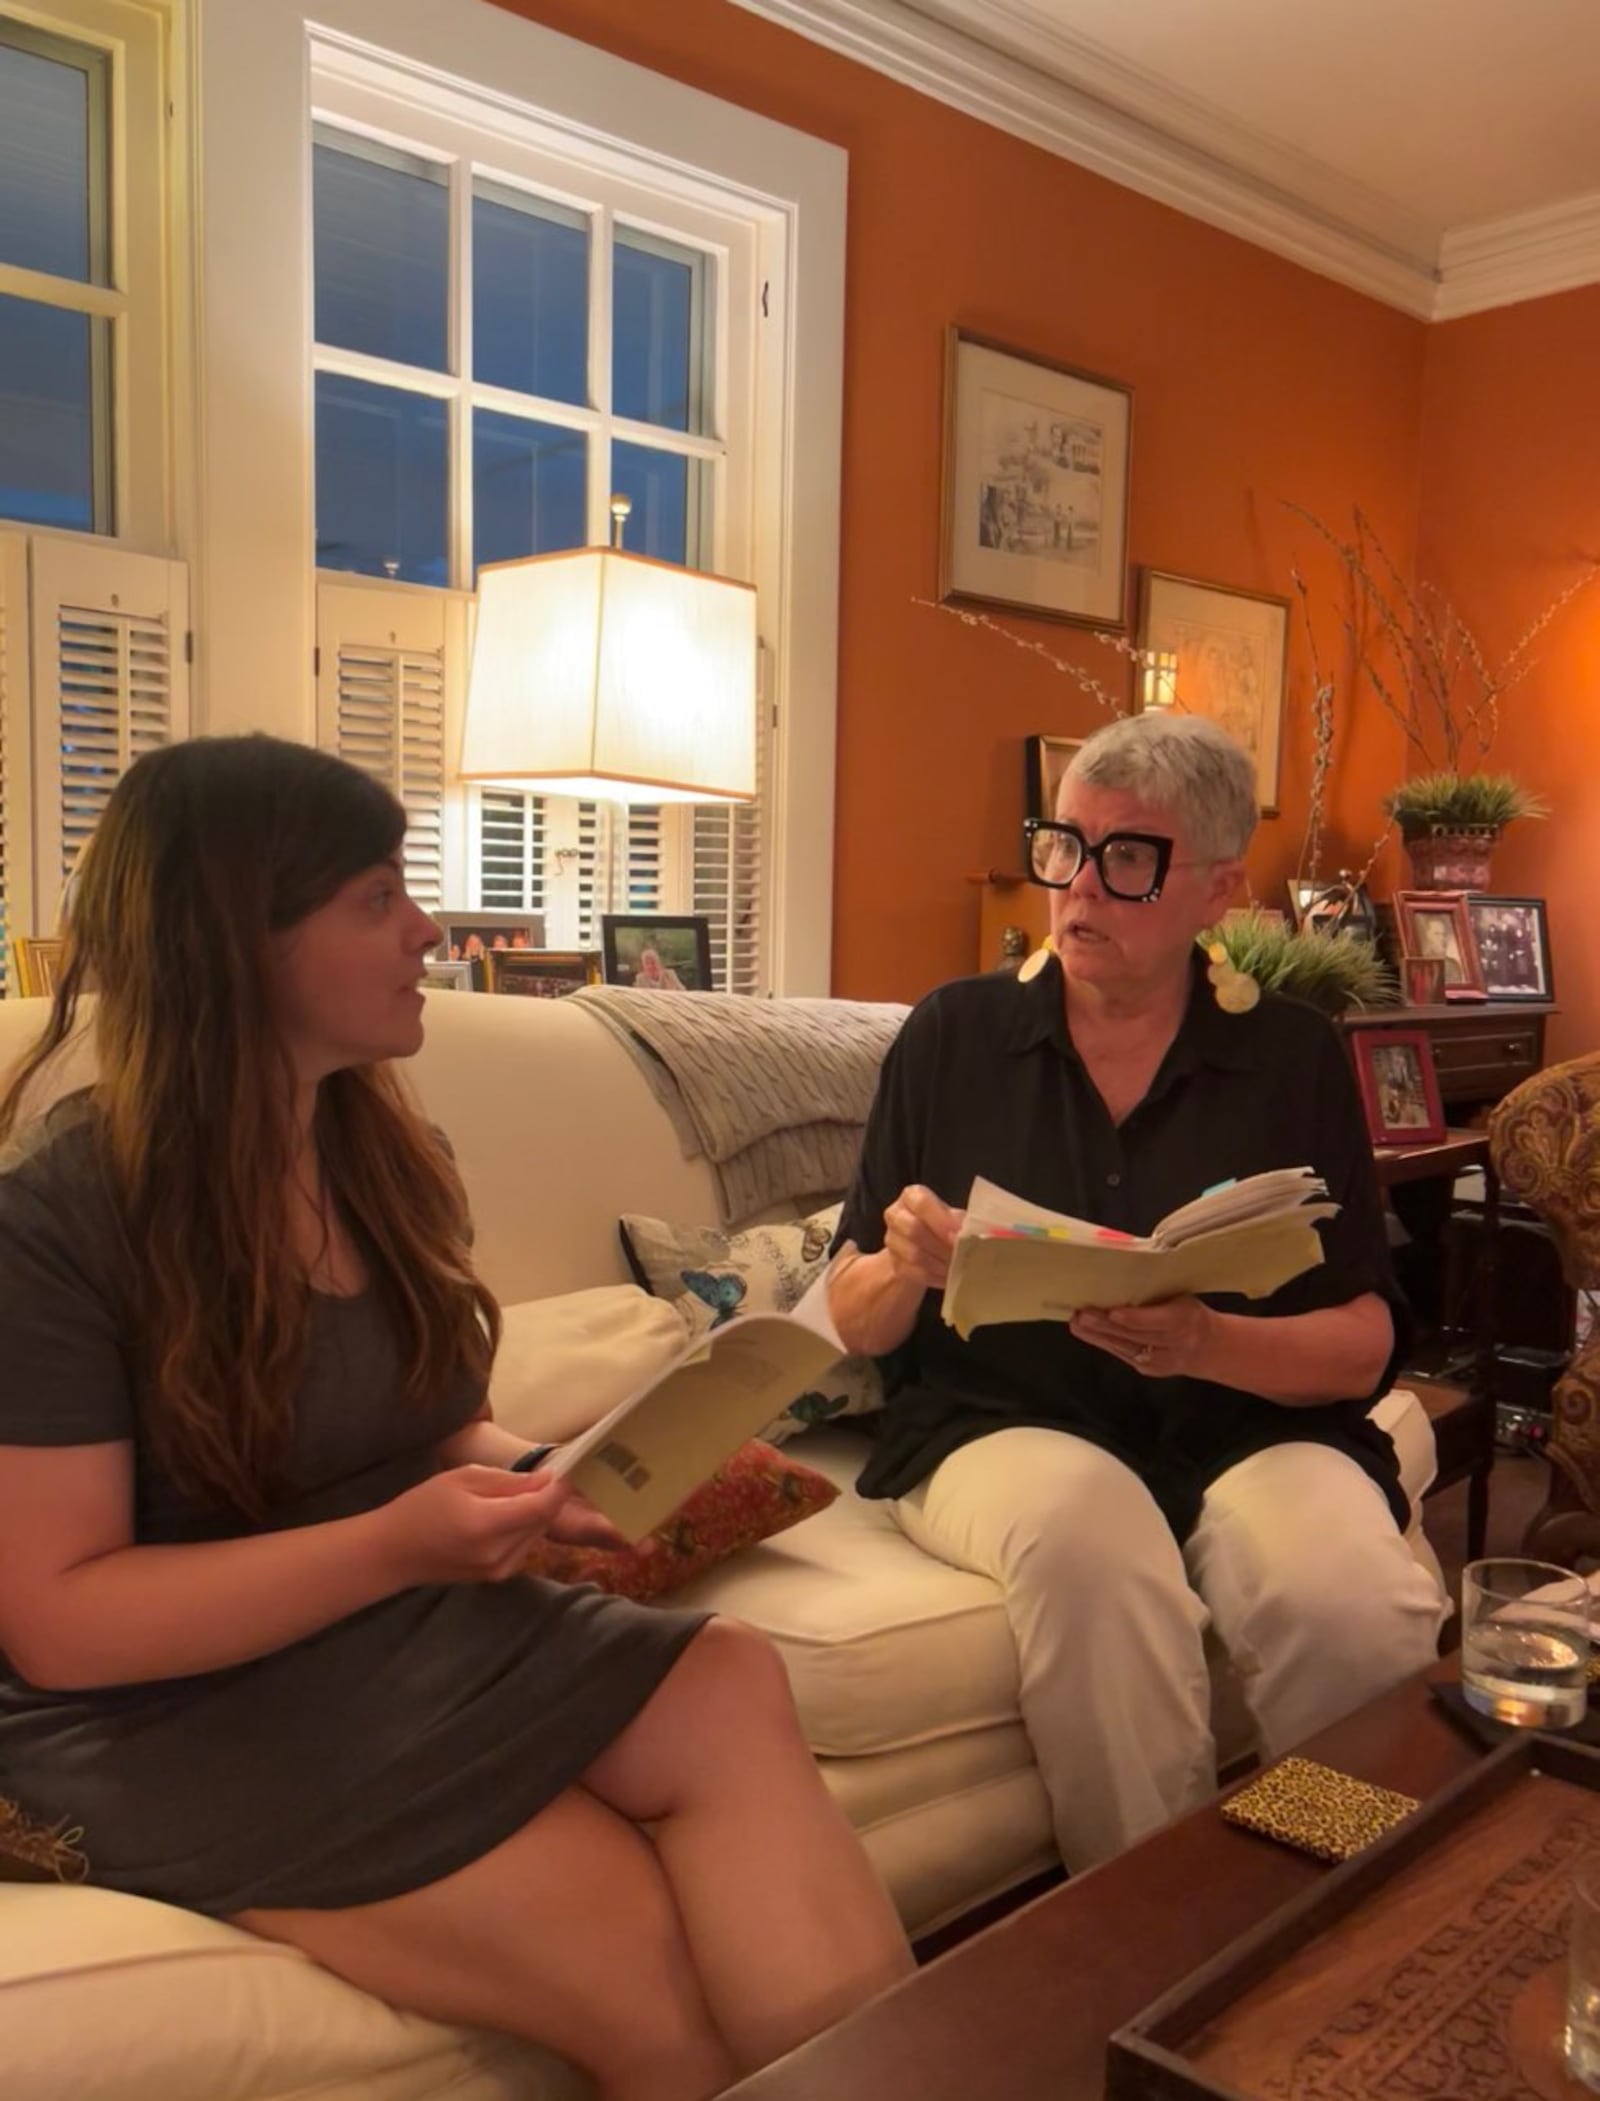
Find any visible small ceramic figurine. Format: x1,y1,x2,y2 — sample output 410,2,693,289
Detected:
996,925,1031,975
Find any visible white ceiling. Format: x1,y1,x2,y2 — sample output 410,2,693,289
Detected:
733,0,1600,316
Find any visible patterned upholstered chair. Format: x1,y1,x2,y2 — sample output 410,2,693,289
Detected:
1488,1053,1600,1562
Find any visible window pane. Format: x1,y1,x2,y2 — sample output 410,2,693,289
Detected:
474,410,587,573
315,373,448,586
613,235,703,433
473,182,587,405
0,33,103,283
314,134,449,373
612,442,697,567
0,294,99,531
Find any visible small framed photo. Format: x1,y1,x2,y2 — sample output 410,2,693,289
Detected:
1464,896,1553,1002
434,909,547,964
13,936,65,998
1286,878,1377,943
485,949,601,998
940,328,1133,630
1350,1027,1447,1148
1024,734,1083,824
1139,571,1289,815
1392,890,1486,1001
601,915,714,992
419,959,474,993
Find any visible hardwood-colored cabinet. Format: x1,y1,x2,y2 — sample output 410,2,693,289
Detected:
1337,1003,1553,1116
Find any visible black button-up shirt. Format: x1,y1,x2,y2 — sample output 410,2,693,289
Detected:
837,955,1411,1541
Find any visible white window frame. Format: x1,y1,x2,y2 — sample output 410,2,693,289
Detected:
193,0,846,994
0,0,175,552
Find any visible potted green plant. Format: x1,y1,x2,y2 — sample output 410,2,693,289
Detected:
1202,909,1396,1019
1383,770,1549,891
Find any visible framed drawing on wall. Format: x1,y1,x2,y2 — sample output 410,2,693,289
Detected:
1137,571,1289,815
940,329,1132,630
1023,735,1084,824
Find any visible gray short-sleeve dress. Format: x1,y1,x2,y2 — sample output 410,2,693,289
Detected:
0,1105,708,1916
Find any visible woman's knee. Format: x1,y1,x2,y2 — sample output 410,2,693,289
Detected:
671,1616,800,1735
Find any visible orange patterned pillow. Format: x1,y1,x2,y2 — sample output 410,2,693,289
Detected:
524,1439,838,1603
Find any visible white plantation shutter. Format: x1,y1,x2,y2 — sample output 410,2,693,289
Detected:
617,804,665,915
575,801,605,949
30,539,190,936
316,583,456,913
0,535,33,995
693,664,769,994
479,790,547,913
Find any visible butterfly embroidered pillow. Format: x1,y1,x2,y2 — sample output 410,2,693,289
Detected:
617,1202,883,1445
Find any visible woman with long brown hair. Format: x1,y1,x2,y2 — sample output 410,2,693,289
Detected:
0,735,910,2101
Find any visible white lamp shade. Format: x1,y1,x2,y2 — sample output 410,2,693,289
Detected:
462,547,758,804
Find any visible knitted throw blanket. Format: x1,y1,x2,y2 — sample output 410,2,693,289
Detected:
572,988,908,1226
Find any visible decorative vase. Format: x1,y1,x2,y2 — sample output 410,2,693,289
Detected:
1402,822,1499,893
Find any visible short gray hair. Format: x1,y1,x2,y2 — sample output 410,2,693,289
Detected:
1064,713,1257,859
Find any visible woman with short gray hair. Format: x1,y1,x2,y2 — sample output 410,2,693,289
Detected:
829,709,1444,1873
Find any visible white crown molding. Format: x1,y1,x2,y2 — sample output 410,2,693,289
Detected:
729,0,1600,319
1435,192,1600,321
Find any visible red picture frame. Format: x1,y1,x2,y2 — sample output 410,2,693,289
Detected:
1391,890,1486,1001
1349,1026,1447,1148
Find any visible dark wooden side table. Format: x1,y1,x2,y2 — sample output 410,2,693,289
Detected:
1371,1131,1499,1560
1335,1002,1554,1119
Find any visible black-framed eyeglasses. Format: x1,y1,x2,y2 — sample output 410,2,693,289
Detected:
1023,819,1175,902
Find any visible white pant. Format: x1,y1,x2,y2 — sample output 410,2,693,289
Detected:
891,1426,1447,1871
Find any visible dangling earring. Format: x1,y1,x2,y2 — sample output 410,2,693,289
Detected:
1206,940,1260,1013
1017,932,1057,984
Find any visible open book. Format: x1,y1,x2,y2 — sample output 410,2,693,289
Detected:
546,1287,844,1541
940,1169,1339,1340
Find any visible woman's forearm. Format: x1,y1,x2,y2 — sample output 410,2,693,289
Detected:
21,1512,404,1691
436,1414,539,1469
1195,1296,1394,1406
828,1246,926,1358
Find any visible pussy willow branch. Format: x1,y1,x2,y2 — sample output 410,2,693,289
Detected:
914,598,1130,716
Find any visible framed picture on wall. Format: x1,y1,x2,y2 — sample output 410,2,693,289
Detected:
1349,1026,1447,1148
940,329,1133,630
1137,570,1289,815
1023,734,1083,824
14,937,65,998
1464,896,1553,1002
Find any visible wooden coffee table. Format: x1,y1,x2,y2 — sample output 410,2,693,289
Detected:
727,1668,1488,2100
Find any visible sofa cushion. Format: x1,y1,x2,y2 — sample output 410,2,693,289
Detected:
524,1440,838,1602
0,1885,580,2101
488,1285,687,1444
619,1204,882,1442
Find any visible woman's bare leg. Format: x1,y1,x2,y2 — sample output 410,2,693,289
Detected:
581,1618,914,2075
237,1783,734,2101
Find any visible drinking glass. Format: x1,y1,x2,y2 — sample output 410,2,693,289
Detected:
1460,1557,1590,1728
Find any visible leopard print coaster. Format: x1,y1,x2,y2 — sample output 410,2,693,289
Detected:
1221,1756,1421,1862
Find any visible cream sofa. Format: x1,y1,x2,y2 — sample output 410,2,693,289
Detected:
0,989,1443,2101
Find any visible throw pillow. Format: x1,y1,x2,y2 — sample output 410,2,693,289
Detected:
618,1204,883,1443
524,1440,838,1602
489,1285,689,1445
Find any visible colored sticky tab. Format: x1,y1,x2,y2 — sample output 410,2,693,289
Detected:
1203,1178,1238,1197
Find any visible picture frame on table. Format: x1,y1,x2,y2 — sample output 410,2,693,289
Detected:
1464,896,1553,1002
1349,1027,1447,1148
419,959,474,993
484,949,601,998
601,915,714,993
13,936,65,998
1023,735,1084,825
1138,570,1289,815
434,909,547,963
940,328,1133,631
1392,890,1486,1001
1286,877,1378,942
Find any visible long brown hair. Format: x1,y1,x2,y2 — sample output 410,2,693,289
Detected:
0,735,500,1517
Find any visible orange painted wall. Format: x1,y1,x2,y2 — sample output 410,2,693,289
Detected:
1419,285,1600,1065
493,0,1425,1000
